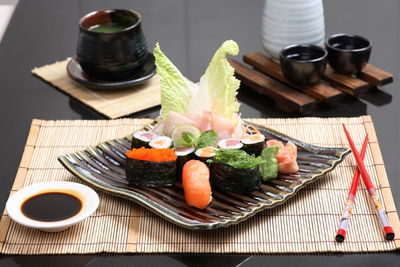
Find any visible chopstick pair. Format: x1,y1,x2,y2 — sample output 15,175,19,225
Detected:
336,124,395,242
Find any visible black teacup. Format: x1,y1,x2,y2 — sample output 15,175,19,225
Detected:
279,44,327,85
325,33,371,75
77,9,148,81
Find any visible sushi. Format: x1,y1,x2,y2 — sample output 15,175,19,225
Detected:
218,138,243,150
182,160,212,209
195,146,219,163
125,147,177,186
175,146,195,179
131,130,157,149
149,136,173,149
208,149,264,194
241,133,265,156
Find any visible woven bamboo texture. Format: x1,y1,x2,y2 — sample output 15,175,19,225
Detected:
0,117,399,254
32,59,161,119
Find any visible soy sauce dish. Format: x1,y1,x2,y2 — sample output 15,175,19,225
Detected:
6,181,99,232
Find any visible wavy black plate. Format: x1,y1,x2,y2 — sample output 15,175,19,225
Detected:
58,121,350,230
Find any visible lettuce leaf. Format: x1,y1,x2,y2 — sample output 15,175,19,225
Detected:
154,43,190,119
191,40,240,120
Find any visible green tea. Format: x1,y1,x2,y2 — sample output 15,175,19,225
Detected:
88,23,127,33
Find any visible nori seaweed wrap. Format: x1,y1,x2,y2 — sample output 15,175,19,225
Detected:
126,158,177,186
131,130,157,149
175,147,195,180
241,134,265,156
125,147,177,186
211,163,261,194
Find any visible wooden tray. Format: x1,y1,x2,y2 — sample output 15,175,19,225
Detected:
229,51,393,113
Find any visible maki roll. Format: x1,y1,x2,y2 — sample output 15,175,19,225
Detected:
217,138,243,150
241,133,265,156
125,147,177,186
195,146,219,164
208,149,264,194
149,136,173,149
131,130,157,149
175,146,195,179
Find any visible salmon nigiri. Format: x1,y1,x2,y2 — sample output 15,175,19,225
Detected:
266,140,299,174
182,160,212,209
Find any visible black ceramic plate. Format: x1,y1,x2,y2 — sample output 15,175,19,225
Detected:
66,53,156,90
58,121,350,230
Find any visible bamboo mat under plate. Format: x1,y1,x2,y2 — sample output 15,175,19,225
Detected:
0,116,399,254
32,59,161,119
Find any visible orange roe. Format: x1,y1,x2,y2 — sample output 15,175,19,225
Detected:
126,147,177,162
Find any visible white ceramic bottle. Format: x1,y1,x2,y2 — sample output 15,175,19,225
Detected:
261,0,325,61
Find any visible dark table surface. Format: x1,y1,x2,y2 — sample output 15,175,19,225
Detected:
0,0,399,266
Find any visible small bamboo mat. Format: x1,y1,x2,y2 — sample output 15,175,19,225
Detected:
1,116,399,254
32,59,161,119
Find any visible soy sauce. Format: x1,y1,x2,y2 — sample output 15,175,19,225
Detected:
21,192,82,222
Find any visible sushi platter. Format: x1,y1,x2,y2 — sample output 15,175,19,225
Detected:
58,40,350,229
229,51,393,113
58,119,350,229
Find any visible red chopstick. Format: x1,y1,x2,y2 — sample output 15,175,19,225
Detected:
342,124,395,241
336,135,369,242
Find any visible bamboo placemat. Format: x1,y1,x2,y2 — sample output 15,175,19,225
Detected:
32,59,161,119
0,116,399,254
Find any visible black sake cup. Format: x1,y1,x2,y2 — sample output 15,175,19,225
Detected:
279,44,327,85
325,33,371,75
76,9,148,81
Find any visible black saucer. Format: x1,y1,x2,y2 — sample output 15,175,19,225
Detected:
66,53,156,90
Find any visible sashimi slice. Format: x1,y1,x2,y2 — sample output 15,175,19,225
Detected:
162,111,243,140
163,111,197,136
211,112,234,140
151,121,165,135
187,111,213,132
266,140,299,174
231,114,244,138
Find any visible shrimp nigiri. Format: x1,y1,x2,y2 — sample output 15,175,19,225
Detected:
182,160,212,209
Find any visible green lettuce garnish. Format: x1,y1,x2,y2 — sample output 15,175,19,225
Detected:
178,132,197,147
259,145,279,181
198,40,240,120
195,130,218,149
154,43,190,119
178,130,218,149
208,149,265,169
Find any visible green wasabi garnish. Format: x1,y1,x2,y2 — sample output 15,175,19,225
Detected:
259,145,279,181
